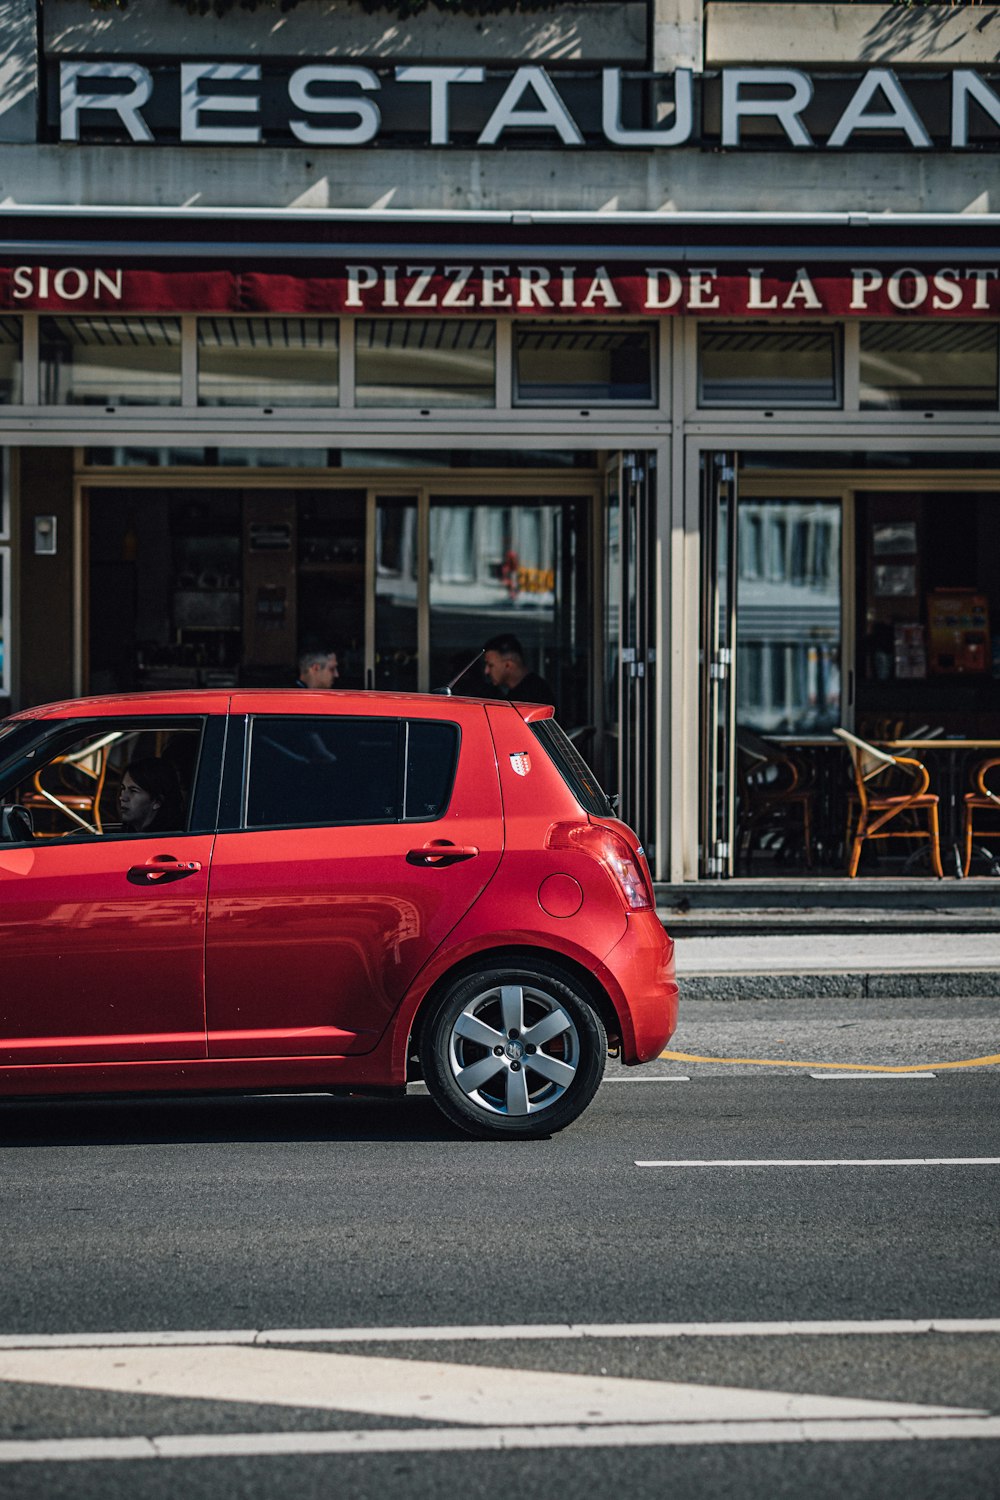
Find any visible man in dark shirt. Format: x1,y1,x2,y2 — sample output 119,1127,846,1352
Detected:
295,649,338,689
482,633,555,709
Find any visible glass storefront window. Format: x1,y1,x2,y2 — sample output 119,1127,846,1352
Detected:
0,319,22,404
355,320,495,408
736,498,842,735
699,325,841,408
41,317,182,406
0,547,9,699
514,324,655,404
297,492,366,689
374,495,419,691
85,448,336,468
860,323,999,411
854,490,1000,739
198,318,339,407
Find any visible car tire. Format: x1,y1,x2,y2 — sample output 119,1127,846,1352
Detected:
420,960,607,1139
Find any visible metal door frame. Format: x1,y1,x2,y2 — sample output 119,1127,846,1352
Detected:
698,450,739,878
605,450,658,859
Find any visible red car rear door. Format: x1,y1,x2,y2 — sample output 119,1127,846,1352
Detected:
204,695,503,1057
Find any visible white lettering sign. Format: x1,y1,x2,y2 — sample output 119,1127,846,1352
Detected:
6,263,999,317
55,61,1000,152
289,66,381,146
722,69,814,149
180,63,262,145
12,266,124,301
60,61,153,143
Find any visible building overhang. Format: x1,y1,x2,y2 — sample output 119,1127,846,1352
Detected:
0,205,999,263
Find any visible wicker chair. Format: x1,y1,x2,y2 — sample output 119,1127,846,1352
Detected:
962,757,1000,877
736,727,814,869
20,735,114,835
834,727,944,879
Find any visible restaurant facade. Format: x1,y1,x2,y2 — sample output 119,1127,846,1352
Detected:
1,0,998,883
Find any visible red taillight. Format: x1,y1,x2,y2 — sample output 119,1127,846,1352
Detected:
546,821,653,911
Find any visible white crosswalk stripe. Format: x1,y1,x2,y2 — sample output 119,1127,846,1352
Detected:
0,1326,996,1463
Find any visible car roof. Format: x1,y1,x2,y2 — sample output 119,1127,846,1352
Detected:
9,690,235,720
8,689,553,721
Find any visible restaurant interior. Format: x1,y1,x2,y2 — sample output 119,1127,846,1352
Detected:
733,482,1000,880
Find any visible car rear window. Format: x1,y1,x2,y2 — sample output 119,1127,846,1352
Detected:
404,721,459,820
529,718,614,817
246,716,460,828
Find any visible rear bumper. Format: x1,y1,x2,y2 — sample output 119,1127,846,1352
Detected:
594,911,678,1064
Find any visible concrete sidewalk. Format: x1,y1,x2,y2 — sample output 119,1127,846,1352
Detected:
670,928,1000,1000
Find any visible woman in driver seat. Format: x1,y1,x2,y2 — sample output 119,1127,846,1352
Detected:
118,758,185,834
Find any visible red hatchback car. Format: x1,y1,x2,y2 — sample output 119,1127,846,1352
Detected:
0,691,677,1138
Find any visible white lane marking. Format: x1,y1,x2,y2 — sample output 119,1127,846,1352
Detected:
3,1319,1000,1350
636,1158,1000,1168
809,1073,936,1081
0,1347,975,1426
4,1417,1000,1464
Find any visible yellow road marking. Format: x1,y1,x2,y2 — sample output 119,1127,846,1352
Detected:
660,1050,1000,1073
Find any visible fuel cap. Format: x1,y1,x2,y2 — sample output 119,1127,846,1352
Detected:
538,873,584,918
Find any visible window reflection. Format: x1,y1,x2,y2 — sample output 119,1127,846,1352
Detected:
0,319,22,404
699,325,841,408
428,496,590,727
0,547,8,699
356,320,495,408
514,324,655,404
374,496,419,691
860,323,999,411
41,317,182,406
198,318,338,407
736,498,842,734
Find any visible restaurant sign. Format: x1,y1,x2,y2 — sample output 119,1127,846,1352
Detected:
3,263,999,317
52,62,1000,151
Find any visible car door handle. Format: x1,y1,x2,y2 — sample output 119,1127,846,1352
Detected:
127,855,203,886
406,842,479,867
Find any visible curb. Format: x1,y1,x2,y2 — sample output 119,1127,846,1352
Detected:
678,971,1000,1001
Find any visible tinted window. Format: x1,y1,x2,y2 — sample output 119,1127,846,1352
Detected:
247,717,401,828
860,322,999,411
40,316,182,406
698,325,841,408
405,721,459,820
198,317,339,408
0,719,39,768
356,319,495,408
529,718,613,818
515,324,655,405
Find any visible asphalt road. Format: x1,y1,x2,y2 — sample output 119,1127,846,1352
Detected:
0,996,998,1498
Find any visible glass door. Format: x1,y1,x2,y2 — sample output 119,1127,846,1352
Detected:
367,485,595,712
369,492,421,692
702,467,847,879
732,489,844,877
735,495,843,740
427,494,592,725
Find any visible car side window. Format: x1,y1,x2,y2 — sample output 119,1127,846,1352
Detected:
404,721,459,820
0,720,205,843
246,717,402,828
